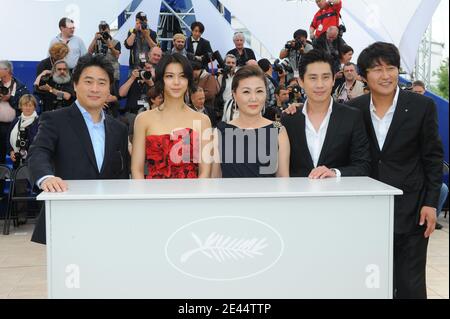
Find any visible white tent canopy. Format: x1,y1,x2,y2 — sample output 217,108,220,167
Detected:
1,0,440,73
219,0,440,73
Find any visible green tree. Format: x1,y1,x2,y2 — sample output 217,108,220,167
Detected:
432,57,449,100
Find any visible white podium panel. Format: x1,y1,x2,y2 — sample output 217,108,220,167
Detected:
39,177,402,299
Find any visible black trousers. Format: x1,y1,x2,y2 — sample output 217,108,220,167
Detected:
31,205,46,245
393,226,429,299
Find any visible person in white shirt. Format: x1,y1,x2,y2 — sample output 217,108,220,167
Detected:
347,42,443,299
49,18,87,70
281,49,371,178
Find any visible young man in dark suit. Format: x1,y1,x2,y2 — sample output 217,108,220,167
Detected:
186,21,213,70
282,49,371,178
347,42,443,299
28,54,130,244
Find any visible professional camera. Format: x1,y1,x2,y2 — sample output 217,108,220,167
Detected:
136,70,152,81
289,85,302,103
39,75,52,87
203,50,231,73
273,58,293,74
14,128,29,163
338,24,346,36
0,84,8,97
285,39,304,51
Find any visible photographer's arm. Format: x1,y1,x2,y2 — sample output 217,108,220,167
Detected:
126,32,137,48
142,30,157,49
108,41,121,59
119,71,139,98
280,49,289,59
88,33,100,54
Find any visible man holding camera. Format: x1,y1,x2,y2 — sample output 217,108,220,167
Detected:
119,62,154,115
257,59,277,108
0,61,30,163
88,22,121,91
310,0,342,41
49,18,87,71
125,12,157,70
333,62,364,103
279,29,313,82
264,86,290,121
34,60,75,112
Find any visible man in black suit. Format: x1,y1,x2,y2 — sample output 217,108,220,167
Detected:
282,49,371,178
28,54,130,244
347,42,443,299
186,21,213,70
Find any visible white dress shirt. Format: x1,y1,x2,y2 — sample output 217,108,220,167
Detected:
191,37,199,54
302,98,341,176
369,86,400,150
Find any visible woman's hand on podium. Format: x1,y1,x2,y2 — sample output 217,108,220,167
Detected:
41,176,68,193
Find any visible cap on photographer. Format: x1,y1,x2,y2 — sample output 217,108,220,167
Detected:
34,60,76,112
49,18,87,70
125,12,158,70
279,29,313,82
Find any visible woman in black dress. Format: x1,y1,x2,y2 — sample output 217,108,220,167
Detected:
212,65,290,178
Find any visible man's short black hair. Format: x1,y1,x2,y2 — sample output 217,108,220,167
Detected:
412,80,426,89
298,49,336,80
293,29,308,39
357,42,401,78
257,58,272,73
155,53,195,96
275,85,288,96
58,17,73,29
72,54,114,85
191,21,205,34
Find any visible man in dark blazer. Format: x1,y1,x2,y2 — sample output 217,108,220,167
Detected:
282,49,371,178
347,42,443,299
186,21,213,70
28,54,130,244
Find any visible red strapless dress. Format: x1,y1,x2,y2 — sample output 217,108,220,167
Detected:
145,128,199,179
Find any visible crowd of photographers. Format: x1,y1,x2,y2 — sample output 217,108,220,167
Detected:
0,0,417,169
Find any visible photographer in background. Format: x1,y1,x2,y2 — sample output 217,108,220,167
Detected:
227,32,256,67
7,95,39,225
8,95,39,169
125,12,157,70
34,60,75,112
310,0,342,41
264,86,290,121
0,60,30,163
257,58,277,108
333,62,364,103
88,21,121,93
313,26,346,73
49,18,87,71
216,54,238,121
119,62,154,115
279,29,313,82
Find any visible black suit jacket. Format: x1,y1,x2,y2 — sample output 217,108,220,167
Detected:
186,37,213,69
28,104,130,243
281,101,371,178
347,91,443,233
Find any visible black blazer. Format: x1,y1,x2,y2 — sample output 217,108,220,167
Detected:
186,37,213,68
347,90,443,233
28,104,130,244
281,101,371,178
28,104,129,184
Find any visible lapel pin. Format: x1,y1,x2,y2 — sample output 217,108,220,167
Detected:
405,109,409,112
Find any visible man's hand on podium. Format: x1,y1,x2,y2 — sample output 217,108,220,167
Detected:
41,176,68,193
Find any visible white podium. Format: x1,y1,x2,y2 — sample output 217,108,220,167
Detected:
38,177,402,299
